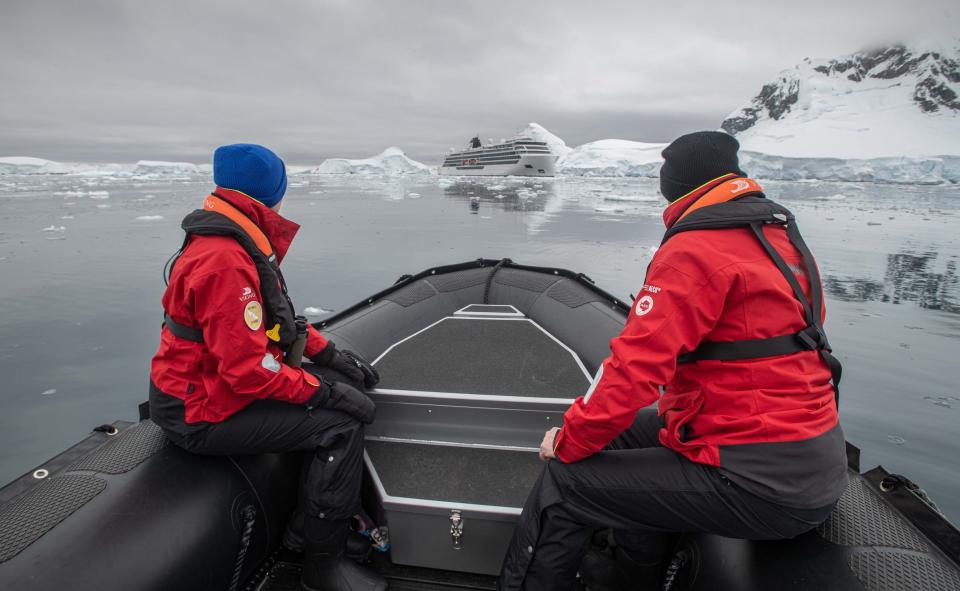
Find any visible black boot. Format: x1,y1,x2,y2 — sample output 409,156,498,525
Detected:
301,517,387,591
285,511,372,562
610,530,674,591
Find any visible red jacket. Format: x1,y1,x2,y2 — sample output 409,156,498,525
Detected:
554,179,839,470
150,188,327,423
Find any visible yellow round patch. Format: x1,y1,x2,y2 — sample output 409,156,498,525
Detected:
244,301,263,331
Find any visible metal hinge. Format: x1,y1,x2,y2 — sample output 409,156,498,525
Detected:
449,510,464,549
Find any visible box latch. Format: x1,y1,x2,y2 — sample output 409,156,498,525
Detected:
450,510,464,549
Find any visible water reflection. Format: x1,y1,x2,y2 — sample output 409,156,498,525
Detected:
825,251,959,313
441,178,557,212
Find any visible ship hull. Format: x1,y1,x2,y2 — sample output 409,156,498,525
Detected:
439,154,555,177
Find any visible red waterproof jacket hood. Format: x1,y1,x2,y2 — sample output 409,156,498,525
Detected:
150,188,328,423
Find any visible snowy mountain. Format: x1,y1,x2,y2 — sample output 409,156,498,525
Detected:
722,42,960,159
302,147,432,175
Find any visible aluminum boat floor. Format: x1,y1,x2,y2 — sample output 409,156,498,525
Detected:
365,440,542,507
373,316,591,398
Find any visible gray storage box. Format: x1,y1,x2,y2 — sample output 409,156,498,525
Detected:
365,306,591,575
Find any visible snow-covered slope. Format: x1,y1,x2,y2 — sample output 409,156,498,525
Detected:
303,147,431,175
723,42,960,159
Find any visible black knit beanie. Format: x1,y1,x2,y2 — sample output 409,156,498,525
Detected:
659,131,745,202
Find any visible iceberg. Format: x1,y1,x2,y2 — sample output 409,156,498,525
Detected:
302,147,432,175
557,139,666,178
0,157,52,174
520,122,573,160
0,157,208,177
132,160,201,176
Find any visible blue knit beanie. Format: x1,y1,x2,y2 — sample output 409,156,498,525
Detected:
213,144,287,208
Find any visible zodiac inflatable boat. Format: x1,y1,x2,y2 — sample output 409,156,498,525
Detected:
1,259,958,591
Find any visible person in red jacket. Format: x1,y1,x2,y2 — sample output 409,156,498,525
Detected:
497,132,848,591
150,144,386,591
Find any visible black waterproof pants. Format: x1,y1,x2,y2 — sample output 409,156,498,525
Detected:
497,408,835,591
150,374,365,522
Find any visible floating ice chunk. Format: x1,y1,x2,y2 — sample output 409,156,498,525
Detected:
304,306,333,315
41,388,56,396
87,191,109,199
407,192,421,198
135,215,164,221
810,194,847,201
42,225,66,232
61,215,74,219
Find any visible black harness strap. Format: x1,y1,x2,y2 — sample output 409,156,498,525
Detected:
163,313,203,343
669,196,842,406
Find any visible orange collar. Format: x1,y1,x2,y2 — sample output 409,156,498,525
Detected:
204,194,275,257
663,175,763,228
207,187,300,263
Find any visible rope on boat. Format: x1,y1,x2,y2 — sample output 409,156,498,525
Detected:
881,473,944,516
483,258,511,304
661,550,687,591
229,504,258,591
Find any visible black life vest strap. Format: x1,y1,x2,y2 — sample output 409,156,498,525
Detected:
163,313,203,343
677,218,842,405
678,324,826,363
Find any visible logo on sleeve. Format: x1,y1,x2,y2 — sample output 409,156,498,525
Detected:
635,295,654,316
244,301,263,331
239,286,257,302
261,353,281,373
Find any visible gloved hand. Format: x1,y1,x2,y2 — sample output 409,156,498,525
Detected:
308,342,379,390
341,349,380,389
308,341,363,388
305,378,376,424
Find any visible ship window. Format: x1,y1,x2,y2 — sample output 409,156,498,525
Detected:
525,164,533,169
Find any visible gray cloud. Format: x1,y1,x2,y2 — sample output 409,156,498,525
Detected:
1,0,956,164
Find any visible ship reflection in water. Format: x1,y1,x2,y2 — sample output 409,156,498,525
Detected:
441,179,557,213
825,252,959,314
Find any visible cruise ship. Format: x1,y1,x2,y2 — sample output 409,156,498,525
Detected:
439,135,555,176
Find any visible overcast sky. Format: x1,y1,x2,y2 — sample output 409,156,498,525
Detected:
1,0,956,164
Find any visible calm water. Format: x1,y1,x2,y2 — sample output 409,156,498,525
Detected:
1,173,958,522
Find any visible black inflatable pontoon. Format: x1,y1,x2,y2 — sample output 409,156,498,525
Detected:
1,259,958,591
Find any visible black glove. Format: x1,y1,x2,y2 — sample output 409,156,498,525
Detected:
308,342,364,388
308,342,379,390
305,378,376,424
341,350,380,389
